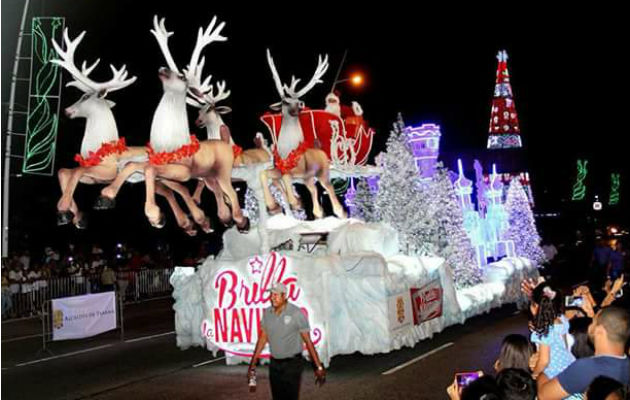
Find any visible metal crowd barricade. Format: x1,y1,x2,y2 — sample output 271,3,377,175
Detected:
2,268,175,320
40,292,124,353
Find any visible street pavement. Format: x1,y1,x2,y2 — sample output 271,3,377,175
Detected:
1,298,529,399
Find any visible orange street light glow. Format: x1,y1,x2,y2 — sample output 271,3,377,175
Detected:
351,74,363,85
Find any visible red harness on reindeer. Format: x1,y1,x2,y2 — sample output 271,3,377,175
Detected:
75,137,128,167
146,134,201,165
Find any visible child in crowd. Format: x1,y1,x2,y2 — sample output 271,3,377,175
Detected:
494,334,537,373
529,283,576,379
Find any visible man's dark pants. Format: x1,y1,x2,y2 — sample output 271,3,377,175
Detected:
270,355,303,400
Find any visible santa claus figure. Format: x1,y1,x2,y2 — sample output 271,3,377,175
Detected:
325,90,363,119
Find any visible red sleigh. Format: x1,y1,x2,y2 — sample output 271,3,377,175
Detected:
260,108,375,166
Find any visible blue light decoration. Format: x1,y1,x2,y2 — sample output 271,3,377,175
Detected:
404,123,442,178
473,160,488,217
484,164,508,242
454,159,486,266
481,164,515,260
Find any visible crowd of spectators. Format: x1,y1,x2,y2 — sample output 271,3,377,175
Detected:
446,234,630,400
1,241,212,319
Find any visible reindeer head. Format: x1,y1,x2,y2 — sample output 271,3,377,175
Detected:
186,78,232,128
51,28,136,120
266,49,329,117
151,15,226,97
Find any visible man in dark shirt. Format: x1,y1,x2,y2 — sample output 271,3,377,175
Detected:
537,306,630,399
248,282,326,400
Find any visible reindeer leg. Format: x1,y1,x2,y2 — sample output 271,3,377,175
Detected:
144,164,191,228
155,182,197,236
57,168,88,226
305,176,323,219
97,162,146,209
259,169,282,215
57,167,86,212
281,174,302,211
204,178,232,226
192,179,205,205
317,165,347,218
144,165,165,228
216,166,249,233
161,180,212,233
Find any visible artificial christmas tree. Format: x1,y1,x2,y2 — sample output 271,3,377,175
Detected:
373,117,433,254
427,166,483,288
351,178,377,222
487,50,522,149
504,179,545,265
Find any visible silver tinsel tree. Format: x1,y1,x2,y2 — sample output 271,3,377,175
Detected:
373,116,433,254
426,166,483,288
243,185,306,225
504,179,545,265
351,178,377,221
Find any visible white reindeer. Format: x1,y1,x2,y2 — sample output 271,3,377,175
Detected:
98,16,248,232
51,28,139,227
187,77,275,208
263,49,346,218
53,28,207,235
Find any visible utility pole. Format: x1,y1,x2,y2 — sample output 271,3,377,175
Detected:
3,0,30,257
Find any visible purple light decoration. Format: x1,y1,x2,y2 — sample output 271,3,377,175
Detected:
344,178,357,214
454,159,474,211
366,175,380,193
404,123,442,178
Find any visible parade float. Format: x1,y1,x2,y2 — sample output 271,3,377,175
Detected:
50,18,542,366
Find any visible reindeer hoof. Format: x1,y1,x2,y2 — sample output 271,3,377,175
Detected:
237,216,250,234
266,204,283,216
200,217,214,234
94,196,116,210
57,211,74,226
150,213,166,229
74,215,88,230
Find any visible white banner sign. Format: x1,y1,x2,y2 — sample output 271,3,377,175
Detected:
387,292,413,334
52,292,117,341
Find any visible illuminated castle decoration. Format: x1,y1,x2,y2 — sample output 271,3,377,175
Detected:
454,159,486,266
483,164,515,260
487,50,522,149
405,123,442,178
473,160,488,217
344,178,357,214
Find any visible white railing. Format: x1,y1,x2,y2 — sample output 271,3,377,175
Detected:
1,268,174,319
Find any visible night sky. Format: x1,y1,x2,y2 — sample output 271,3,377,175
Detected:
1,2,627,255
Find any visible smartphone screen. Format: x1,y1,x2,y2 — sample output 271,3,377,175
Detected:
456,372,481,389
565,296,583,308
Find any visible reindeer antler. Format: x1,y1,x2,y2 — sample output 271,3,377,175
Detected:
206,80,231,104
285,54,329,98
186,16,227,91
150,16,179,73
266,49,286,99
51,28,137,94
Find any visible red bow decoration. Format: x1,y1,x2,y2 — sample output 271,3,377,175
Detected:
272,141,308,175
232,144,243,160
146,135,200,165
75,138,127,167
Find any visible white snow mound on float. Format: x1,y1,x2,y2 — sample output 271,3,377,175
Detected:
171,216,538,366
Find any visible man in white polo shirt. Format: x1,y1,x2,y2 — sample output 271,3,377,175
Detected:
248,282,326,399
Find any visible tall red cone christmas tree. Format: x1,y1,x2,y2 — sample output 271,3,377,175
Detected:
487,50,522,149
